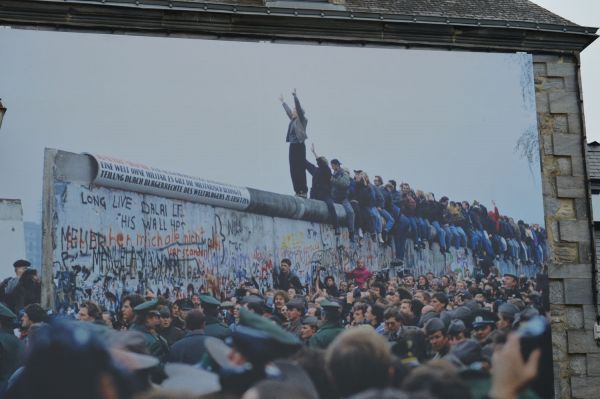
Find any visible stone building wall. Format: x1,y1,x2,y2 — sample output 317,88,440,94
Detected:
534,54,599,399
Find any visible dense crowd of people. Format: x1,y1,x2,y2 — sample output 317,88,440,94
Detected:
0,254,551,398
280,91,547,271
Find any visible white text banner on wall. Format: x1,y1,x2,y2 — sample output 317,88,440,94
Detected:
89,154,251,210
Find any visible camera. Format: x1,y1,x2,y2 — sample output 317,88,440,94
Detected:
517,315,548,360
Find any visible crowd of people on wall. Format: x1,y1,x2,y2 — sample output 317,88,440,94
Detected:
280,91,548,271
0,253,550,399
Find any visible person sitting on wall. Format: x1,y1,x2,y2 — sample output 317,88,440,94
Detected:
422,192,448,254
354,172,381,243
330,158,355,241
305,143,339,235
347,170,364,238
384,181,410,264
373,175,396,244
399,182,423,250
279,89,308,198
273,258,304,294
415,190,432,247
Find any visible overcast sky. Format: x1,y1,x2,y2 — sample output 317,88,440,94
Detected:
0,24,547,226
5,0,599,227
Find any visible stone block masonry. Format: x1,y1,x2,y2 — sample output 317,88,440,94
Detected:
535,54,599,398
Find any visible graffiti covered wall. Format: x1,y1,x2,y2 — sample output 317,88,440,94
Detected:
47,150,484,312
52,180,372,311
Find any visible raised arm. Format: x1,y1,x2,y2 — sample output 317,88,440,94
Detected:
305,159,317,176
280,94,293,120
293,90,306,123
310,143,318,159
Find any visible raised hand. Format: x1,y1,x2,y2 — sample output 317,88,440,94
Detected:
489,333,541,399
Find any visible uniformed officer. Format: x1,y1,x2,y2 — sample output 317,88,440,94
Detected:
502,273,522,299
447,319,467,346
497,303,520,332
204,307,304,396
472,309,499,346
309,299,344,349
200,294,232,340
284,299,305,337
299,316,319,345
424,317,450,359
0,303,24,390
235,306,302,364
130,299,169,362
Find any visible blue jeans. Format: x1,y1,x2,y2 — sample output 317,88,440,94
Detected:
378,208,395,233
480,230,495,257
392,213,410,259
431,221,447,250
444,225,457,248
359,206,379,234
507,239,519,259
445,225,467,248
417,217,430,240
469,230,481,252
370,207,382,234
336,199,355,234
492,235,507,255
518,240,529,262
535,244,544,264
323,197,339,230
455,226,468,247
405,216,420,241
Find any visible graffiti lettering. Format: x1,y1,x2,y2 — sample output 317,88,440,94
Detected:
112,194,132,210
141,201,168,216
80,192,106,209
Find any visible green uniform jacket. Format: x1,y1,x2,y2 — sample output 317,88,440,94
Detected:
0,328,23,390
308,321,344,349
285,319,302,337
130,324,169,362
204,315,232,340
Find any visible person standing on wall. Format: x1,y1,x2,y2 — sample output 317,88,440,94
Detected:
279,89,308,198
